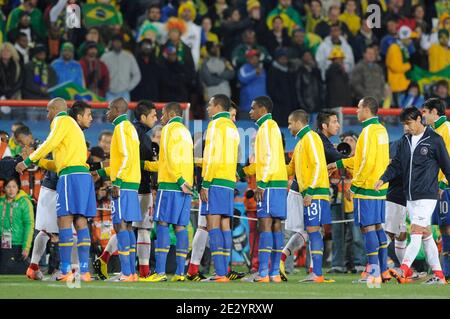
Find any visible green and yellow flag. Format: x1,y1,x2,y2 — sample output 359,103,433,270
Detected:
407,65,450,94
82,3,123,28
49,81,105,102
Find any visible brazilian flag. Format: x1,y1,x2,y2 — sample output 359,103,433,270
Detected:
82,3,122,28
407,65,450,94
48,81,105,102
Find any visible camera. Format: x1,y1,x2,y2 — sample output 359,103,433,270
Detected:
336,142,351,156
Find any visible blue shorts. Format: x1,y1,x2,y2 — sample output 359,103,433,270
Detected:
354,198,385,227
154,190,191,226
257,188,287,220
112,189,141,224
432,189,450,226
200,186,234,217
56,173,96,218
304,199,331,228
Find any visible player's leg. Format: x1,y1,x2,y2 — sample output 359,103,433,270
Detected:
422,226,445,283
441,226,450,282
375,223,389,281
153,221,170,278
93,234,117,280
134,193,152,278
173,224,189,281
207,214,227,278
187,206,209,280
114,220,132,279
56,215,75,280
127,223,137,278
27,231,50,280
74,216,91,281
394,232,407,265
269,218,283,282
255,217,272,282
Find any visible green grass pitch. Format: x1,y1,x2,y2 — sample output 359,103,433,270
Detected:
1,272,449,299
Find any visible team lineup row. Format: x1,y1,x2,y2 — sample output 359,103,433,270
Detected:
18,95,450,285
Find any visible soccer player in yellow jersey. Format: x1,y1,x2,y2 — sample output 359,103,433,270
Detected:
199,95,240,282
98,98,142,282
422,98,450,283
16,98,96,282
145,102,194,282
286,109,334,283
329,97,390,285
242,96,288,283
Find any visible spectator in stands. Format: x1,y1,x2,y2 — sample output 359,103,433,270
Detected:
338,0,360,36
263,15,291,57
315,5,352,40
7,11,40,46
0,177,34,274
199,41,235,101
325,47,351,109
208,0,229,34
315,23,355,80
76,27,105,60
428,29,449,73
238,49,267,117
22,44,57,99
386,26,415,107
380,15,414,58
97,130,113,158
161,0,178,22
350,45,385,104
161,18,196,97
79,42,110,98
46,24,63,62
295,50,324,114
420,11,450,51
352,15,379,63
267,47,296,123
231,28,271,69
305,0,325,34
51,42,84,87
131,39,163,102
266,0,304,33
14,32,29,65
101,34,141,101
160,45,192,102
246,0,268,42
412,4,428,33
0,42,23,100
221,7,252,59
287,28,307,69
200,16,219,60
433,80,450,107
178,1,202,69
137,4,166,45
398,82,425,108
6,0,45,40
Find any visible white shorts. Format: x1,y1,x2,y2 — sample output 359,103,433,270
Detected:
384,201,407,236
35,186,58,233
132,193,153,229
285,190,304,232
406,199,437,228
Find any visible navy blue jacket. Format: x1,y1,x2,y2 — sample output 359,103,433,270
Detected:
386,139,406,206
133,121,156,194
381,126,450,201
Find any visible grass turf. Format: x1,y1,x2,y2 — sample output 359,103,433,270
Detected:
1,272,449,299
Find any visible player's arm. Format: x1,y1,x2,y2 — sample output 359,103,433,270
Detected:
142,160,158,172
37,158,57,172
201,126,220,189
349,129,377,191
113,128,133,188
286,153,295,177
23,118,66,167
257,125,274,189
165,129,191,188
435,136,450,186
379,147,402,184
303,135,323,196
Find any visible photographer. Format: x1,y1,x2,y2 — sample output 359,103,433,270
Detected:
331,131,366,274
13,125,44,203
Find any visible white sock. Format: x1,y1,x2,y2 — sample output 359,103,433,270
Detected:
422,235,442,272
71,235,79,268
395,239,407,264
30,231,50,265
283,232,307,257
137,229,151,265
105,234,118,254
190,228,209,265
402,234,422,268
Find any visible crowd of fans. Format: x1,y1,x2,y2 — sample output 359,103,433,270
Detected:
0,0,448,121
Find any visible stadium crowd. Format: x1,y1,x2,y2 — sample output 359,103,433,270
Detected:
0,0,448,121
0,0,449,285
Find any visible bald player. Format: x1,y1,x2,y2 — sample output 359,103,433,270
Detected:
16,98,97,282
96,98,142,282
